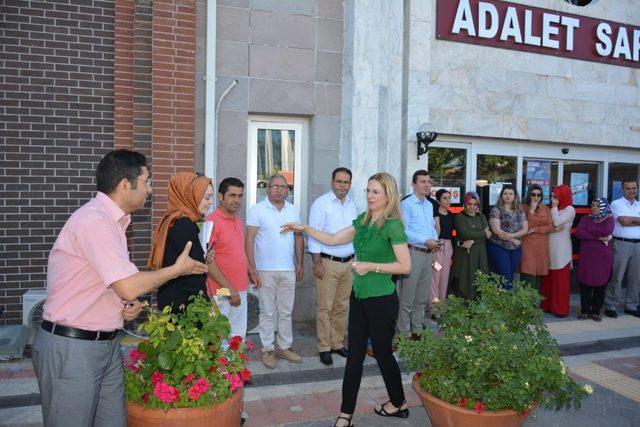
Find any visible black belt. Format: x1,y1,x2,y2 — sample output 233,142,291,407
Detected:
613,237,640,243
41,319,118,341
320,252,354,263
409,244,434,254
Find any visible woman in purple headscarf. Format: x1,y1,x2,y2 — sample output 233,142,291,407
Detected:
575,197,615,321
452,192,491,300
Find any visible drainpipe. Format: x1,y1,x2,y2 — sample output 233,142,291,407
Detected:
204,0,217,180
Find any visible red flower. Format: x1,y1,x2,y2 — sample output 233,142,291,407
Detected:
239,367,252,382
183,373,196,384
522,409,531,416
228,335,243,351
141,393,150,403
126,362,140,372
474,402,485,414
458,396,468,407
218,357,229,367
188,385,202,400
129,348,146,363
239,353,249,361
150,371,164,385
208,365,217,373
246,340,255,350
415,371,422,378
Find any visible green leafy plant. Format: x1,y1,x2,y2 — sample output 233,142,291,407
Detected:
124,294,252,409
397,272,591,415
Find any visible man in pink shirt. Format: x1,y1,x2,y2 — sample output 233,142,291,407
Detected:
206,177,249,338
32,150,208,427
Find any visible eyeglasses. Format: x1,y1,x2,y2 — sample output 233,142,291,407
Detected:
269,185,288,191
333,179,351,185
530,193,542,198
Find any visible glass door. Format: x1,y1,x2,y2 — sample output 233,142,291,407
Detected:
427,146,467,207
475,154,517,216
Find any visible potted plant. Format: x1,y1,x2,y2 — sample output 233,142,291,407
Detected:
398,272,592,427
124,294,252,427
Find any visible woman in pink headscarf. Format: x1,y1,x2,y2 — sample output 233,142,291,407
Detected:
540,184,575,317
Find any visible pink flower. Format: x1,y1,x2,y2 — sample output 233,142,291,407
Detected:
129,348,146,363
127,362,140,372
458,396,468,407
228,335,243,351
194,378,210,393
150,371,164,385
223,372,243,392
246,340,255,350
188,386,202,400
153,381,179,404
218,357,229,367
474,402,485,414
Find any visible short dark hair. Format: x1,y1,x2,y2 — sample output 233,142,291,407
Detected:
218,177,244,195
332,167,352,181
96,150,147,194
621,179,638,187
412,170,430,184
435,188,450,201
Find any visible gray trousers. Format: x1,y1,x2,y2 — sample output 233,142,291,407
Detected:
397,249,432,334
32,328,125,427
605,239,640,312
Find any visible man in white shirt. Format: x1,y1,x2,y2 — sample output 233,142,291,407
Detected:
398,170,440,336
308,168,358,365
605,179,640,318
246,174,304,368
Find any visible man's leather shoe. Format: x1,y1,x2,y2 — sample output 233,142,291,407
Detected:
624,309,640,318
604,309,618,318
331,347,349,358
319,351,333,365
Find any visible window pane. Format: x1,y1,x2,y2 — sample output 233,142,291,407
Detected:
562,161,599,207
428,147,466,206
476,154,517,216
256,128,296,204
522,159,558,205
608,163,639,202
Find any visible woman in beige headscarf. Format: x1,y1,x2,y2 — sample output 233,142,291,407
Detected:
148,172,213,312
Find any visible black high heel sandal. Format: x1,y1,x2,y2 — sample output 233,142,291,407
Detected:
374,400,409,418
332,415,354,426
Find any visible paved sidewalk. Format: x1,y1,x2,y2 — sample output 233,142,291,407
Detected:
2,308,640,426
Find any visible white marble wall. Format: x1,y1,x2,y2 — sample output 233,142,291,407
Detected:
410,0,640,155
341,0,405,207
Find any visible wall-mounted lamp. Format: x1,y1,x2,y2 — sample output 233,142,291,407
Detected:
416,123,438,160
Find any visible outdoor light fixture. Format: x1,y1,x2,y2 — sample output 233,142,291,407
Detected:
416,123,438,159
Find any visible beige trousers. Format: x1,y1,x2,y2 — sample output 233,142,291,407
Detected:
257,271,295,352
315,258,353,352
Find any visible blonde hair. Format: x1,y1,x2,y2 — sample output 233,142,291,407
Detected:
361,172,402,228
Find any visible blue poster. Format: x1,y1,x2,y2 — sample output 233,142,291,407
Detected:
612,180,623,201
570,173,589,205
525,161,552,204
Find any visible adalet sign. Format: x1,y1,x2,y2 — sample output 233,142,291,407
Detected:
436,0,640,69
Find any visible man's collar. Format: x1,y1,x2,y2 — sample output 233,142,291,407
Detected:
330,191,350,204
96,192,130,225
214,207,237,220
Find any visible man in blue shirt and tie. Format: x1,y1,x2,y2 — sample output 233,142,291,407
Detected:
398,170,439,337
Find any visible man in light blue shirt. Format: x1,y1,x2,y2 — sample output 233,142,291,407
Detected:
398,170,439,336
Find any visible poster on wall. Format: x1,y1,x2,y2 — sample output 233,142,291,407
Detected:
525,160,552,204
489,183,504,206
612,181,623,201
431,186,461,204
570,173,589,205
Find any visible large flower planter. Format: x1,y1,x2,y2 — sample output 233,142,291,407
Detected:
126,388,243,427
412,375,530,427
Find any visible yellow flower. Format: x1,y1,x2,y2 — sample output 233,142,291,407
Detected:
583,384,593,394
216,288,231,297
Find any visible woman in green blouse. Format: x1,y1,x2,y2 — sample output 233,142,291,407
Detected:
453,191,491,300
282,173,411,427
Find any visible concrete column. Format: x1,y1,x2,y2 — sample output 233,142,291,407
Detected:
341,0,405,208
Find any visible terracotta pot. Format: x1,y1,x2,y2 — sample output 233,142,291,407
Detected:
127,388,243,427
412,375,530,427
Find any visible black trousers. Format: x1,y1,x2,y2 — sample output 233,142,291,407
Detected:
579,283,606,315
341,291,405,414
